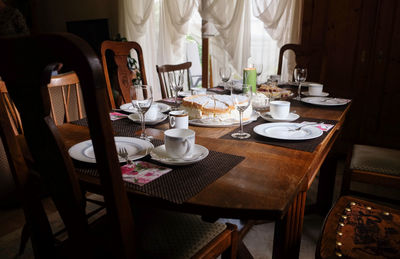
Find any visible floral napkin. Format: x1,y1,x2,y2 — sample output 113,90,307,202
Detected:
297,121,334,132
110,112,128,121
121,161,172,186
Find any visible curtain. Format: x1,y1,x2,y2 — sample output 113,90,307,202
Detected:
199,0,251,86
157,0,198,65
118,0,162,99
252,0,303,81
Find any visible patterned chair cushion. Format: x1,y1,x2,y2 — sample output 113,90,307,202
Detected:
350,145,400,176
319,196,400,259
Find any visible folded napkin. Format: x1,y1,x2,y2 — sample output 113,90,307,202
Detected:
297,121,334,131
121,161,172,186
110,112,128,121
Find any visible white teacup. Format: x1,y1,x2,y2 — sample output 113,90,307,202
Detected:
169,110,189,129
145,104,159,121
270,101,290,119
308,83,323,96
164,129,195,158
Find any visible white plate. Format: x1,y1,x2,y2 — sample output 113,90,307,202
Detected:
189,112,258,128
301,91,329,97
301,97,351,106
150,144,209,166
253,122,323,140
68,137,154,163
120,103,171,113
260,112,300,122
128,113,168,125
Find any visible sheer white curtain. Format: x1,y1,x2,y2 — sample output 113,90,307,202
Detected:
118,0,162,99
199,0,251,86
252,0,303,81
157,0,198,65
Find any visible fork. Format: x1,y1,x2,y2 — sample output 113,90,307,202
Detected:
118,147,133,165
288,122,321,131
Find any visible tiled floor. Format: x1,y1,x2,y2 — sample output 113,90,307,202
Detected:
1,160,399,259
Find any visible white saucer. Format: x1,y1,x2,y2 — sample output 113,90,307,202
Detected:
128,113,167,125
301,91,329,97
68,137,154,163
260,112,300,122
301,97,351,106
150,144,209,166
120,103,171,113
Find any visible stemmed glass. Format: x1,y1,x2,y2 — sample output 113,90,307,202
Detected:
130,84,153,141
219,67,231,88
293,68,307,100
231,84,253,139
254,63,263,85
167,71,184,110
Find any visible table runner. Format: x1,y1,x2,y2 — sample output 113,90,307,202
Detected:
71,118,245,204
220,117,338,152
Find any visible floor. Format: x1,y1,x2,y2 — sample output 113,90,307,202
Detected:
1,160,399,259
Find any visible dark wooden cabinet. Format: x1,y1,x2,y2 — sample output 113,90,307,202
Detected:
302,0,400,150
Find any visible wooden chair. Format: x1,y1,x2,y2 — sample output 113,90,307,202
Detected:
277,43,324,82
341,144,400,202
100,40,148,109
156,62,192,99
316,196,400,258
0,80,23,135
47,71,85,125
0,33,237,258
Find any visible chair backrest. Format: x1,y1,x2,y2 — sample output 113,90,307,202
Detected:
156,62,192,99
47,71,85,125
100,40,148,109
0,80,23,135
278,43,324,82
0,34,136,258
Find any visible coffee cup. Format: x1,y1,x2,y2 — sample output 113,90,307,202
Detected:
270,101,290,119
145,104,159,121
308,83,323,96
169,110,189,129
164,129,195,158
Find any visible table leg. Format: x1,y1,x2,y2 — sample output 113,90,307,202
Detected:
272,191,306,259
316,154,338,215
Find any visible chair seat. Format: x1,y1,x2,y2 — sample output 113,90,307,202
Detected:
138,209,227,258
350,145,400,176
318,196,400,259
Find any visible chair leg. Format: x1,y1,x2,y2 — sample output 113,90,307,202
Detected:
340,168,352,195
18,223,30,255
222,225,238,259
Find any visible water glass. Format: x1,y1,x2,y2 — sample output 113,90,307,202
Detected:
219,67,231,87
294,68,307,100
130,84,153,141
167,70,184,109
231,84,252,139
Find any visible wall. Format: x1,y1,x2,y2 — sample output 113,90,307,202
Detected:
31,0,118,37
302,0,400,150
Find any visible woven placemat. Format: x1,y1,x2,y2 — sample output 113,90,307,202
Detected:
71,118,245,204
75,149,244,204
220,117,338,152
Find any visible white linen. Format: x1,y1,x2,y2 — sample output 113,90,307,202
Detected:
252,0,303,81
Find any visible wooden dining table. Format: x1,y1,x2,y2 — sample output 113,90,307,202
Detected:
59,99,351,259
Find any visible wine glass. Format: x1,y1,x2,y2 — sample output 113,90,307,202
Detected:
167,70,184,110
130,84,153,141
293,68,307,100
231,84,253,139
219,67,231,88
254,63,263,85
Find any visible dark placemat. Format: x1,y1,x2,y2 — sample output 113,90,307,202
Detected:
75,149,244,204
208,86,230,95
72,117,167,137
290,98,350,111
220,117,338,152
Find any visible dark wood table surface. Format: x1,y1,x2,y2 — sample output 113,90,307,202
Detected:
58,102,351,259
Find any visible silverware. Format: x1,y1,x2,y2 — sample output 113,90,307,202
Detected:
118,147,133,165
288,122,321,132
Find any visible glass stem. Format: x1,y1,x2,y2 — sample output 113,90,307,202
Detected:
298,82,302,98
175,91,178,108
140,112,146,138
239,111,243,133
